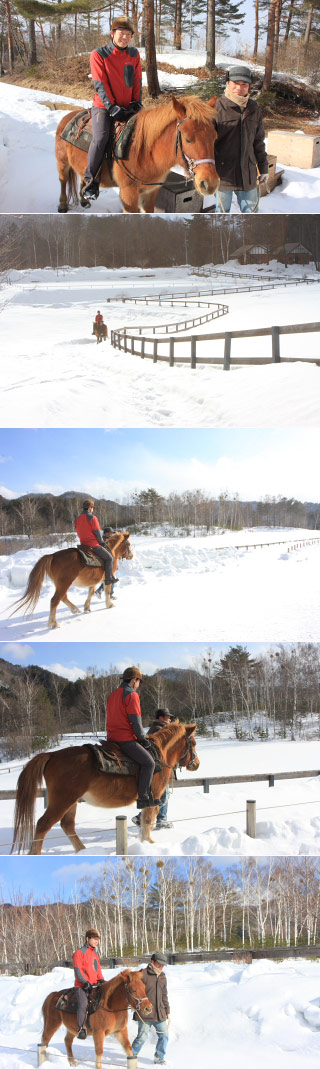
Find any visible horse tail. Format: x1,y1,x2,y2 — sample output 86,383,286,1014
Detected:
11,752,50,854
10,554,53,616
67,166,79,205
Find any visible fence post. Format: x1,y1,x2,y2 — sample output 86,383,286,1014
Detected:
43,788,48,809
116,816,128,855
191,336,196,369
37,1044,47,1066
223,333,231,370
153,340,158,364
246,800,256,838
272,326,280,362
141,338,145,360
169,338,174,367
203,779,210,794
131,337,134,355
268,775,275,787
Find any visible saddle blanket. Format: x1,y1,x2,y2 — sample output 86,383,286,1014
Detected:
60,108,137,160
77,545,102,568
56,986,102,1017
90,739,162,776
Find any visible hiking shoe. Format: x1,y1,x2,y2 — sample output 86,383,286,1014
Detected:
154,1059,166,1065
77,1028,87,1040
132,814,141,826
156,820,174,830
83,180,99,199
96,585,103,599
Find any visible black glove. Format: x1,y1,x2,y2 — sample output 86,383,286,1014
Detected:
129,101,143,113
142,738,153,751
82,982,92,993
109,105,130,122
97,978,104,985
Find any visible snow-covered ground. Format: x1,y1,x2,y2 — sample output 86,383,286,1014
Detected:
4,734,320,856
0,527,319,644
1,47,319,213
1,958,320,1069
1,266,319,428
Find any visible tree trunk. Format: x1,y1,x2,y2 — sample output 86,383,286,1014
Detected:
303,3,314,47
174,0,182,48
206,0,215,71
5,0,14,73
262,0,277,91
144,0,160,96
274,0,282,58
253,0,259,61
28,18,37,65
283,0,294,41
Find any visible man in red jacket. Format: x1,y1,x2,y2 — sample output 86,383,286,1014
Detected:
73,928,104,1039
83,15,142,199
106,666,158,809
75,498,115,588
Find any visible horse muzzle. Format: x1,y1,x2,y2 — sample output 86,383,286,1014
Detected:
194,165,220,196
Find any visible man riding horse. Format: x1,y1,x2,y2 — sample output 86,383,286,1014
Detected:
106,667,160,811
75,499,117,591
73,928,104,1040
83,15,142,200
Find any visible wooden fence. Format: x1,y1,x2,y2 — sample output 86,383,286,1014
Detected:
2,944,320,976
111,319,320,368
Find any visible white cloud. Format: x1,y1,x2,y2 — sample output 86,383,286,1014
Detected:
33,483,66,495
39,662,86,682
1,643,34,662
0,456,12,464
0,485,18,499
52,861,105,882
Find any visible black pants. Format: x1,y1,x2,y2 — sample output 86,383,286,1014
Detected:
90,544,113,584
117,740,155,802
76,987,88,1029
84,107,111,183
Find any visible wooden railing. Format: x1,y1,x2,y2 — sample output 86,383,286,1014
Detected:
111,320,320,368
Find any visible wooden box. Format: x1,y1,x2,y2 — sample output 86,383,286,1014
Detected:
156,170,203,213
267,130,320,169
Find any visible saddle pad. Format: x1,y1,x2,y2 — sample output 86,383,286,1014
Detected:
56,986,102,1016
60,108,137,161
77,545,102,568
60,109,93,153
91,740,162,776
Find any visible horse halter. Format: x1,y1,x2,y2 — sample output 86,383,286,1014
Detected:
176,117,216,178
158,732,199,771
124,980,150,1012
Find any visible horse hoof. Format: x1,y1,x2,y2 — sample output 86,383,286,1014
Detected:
49,622,60,629
83,607,91,613
58,204,68,213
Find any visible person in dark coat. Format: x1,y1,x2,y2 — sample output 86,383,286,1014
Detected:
132,709,176,830
72,928,104,1039
214,64,269,213
132,952,170,1064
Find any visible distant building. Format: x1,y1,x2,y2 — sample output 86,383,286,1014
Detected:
274,242,314,265
230,244,270,265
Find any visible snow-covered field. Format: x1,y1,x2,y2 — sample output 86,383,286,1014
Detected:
1,266,320,428
1,958,320,1068
4,729,320,858
0,527,319,644
1,47,320,214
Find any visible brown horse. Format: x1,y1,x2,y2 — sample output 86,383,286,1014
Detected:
93,322,108,343
11,721,199,854
56,94,219,213
11,531,133,629
41,969,152,1069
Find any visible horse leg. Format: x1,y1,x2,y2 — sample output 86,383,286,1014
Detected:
140,805,159,844
80,178,91,209
29,794,83,855
60,802,85,852
41,1007,62,1048
139,188,160,213
62,594,81,616
84,585,96,612
48,581,77,628
117,177,140,213
65,1030,78,1067
114,1024,133,1057
92,1028,106,1069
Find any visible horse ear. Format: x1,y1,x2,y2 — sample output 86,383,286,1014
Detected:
124,532,130,540
186,723,197,734
207,95,217,109
172,95,187,119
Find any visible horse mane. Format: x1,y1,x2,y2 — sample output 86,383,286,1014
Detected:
151,722,193,749
107,531,129,554
132,95,216,161
103,969,128,1000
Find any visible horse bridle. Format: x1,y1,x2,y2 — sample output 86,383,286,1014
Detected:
156,732,199,772
176,117,216,178
100,979,151,1015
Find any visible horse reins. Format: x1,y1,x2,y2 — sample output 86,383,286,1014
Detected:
154,734,198,772
115,117,216,188
99,980,151,1016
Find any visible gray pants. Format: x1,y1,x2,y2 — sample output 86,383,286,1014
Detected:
84,107,111,183
90,544,113,584
76,987,88,1029
117,740,155,802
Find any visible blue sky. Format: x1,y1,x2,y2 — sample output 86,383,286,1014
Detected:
0,641,281,680
0,856,253,901
1,429,319,502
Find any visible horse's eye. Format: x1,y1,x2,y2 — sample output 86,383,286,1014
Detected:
185,137,194,144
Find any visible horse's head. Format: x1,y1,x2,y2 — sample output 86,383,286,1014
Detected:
172,95,219,197
121,969,153,1016
181,724,200,771
106,531,133,562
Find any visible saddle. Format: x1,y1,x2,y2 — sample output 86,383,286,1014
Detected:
90,739,162,776
60,108,138,166
77,545,102,567
56,985,102,1021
